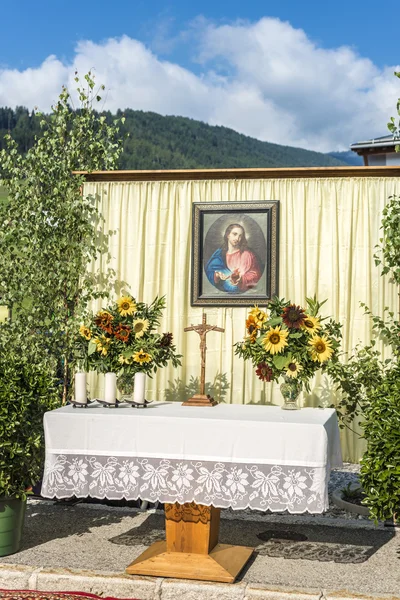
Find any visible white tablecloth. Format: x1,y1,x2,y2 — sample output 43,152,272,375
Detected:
41,402,342,514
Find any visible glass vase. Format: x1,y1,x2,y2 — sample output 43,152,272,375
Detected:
117,373,135,402
280,376,302,410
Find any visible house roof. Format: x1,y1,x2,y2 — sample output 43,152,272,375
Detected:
350,134,398,153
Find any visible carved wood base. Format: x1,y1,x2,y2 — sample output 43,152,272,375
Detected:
182,394,218,407
125,541,253,583
125,501,254,583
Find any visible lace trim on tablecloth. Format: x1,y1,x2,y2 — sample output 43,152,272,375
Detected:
41,454,329,513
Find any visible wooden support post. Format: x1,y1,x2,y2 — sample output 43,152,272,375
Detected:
126,501,253,583
165,502,220,554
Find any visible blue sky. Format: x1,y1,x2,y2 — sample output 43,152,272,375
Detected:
0,0,399,151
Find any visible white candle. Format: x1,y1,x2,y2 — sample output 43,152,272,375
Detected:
134,372,146,404
75,372,87,404
104,372,117,404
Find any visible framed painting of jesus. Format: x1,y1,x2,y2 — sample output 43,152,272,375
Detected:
191,200,279,307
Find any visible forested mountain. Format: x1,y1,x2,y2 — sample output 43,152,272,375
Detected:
0,106,351,169
327,150,363,166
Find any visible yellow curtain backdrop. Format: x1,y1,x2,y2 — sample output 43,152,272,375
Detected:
83,176,399,463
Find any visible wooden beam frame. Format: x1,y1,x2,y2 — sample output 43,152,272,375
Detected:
75,166,400,182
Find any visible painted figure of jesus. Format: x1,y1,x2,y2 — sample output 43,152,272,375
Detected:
205,223,261,293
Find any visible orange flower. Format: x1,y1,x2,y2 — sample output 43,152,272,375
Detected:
246,314,260,337
95,310,114,334
114,324,131,343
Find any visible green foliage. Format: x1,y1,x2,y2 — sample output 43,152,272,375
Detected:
361,303,400,358
359,364,400,523
374,74,400,283
0,107,348,169
0,72,124,403
0,186,8,202
334,70,400,426
341,482,365,502
330,73,400,521
0,321,60,499
374,194,400,286
76,294,182,376
328,236,400,521
387,71,400,152
326,340,389,429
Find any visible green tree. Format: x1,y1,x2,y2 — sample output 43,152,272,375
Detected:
329,71,400,430
373,71,400,290
328,72,400,522
0,72,125,404
387,70,400,151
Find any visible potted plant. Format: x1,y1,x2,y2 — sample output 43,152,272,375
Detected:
329,350,400,524
75,294,182,400
234,296,342,409
0,321,60,556
330,340,400,524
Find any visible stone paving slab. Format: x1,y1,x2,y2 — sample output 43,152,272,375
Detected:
0,500,399,600
1,565,399,600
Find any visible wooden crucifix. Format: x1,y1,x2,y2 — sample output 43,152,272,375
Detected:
182,313,225,407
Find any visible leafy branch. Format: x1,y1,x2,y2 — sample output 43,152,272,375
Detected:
0,72,125,404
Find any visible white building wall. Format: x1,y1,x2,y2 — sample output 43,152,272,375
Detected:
386,152,400,165
368,154,386,166
367,152,400,165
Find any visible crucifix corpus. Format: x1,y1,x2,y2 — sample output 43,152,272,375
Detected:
183,313,225,407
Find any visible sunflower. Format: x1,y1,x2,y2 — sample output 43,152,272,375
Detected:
249,305,268,326
133,349,152,364
246,314,260,338
301,314,321,334
285,359,303,378
118,355,132,364
282,304,306,329
94,335,111,356
114,324,131,342
160,332,173,347
309,334,334,363
79,324,92,340
94,310,114,334
246,330,258,344
117,296,137,317
262,326,288,354
133,318,150,338
255,362,273,382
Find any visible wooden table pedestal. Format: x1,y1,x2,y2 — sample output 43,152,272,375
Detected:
126,501,254,583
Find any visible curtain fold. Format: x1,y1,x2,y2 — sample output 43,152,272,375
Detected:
83,176,399,462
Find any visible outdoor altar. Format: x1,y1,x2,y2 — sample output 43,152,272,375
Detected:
41,401,342,583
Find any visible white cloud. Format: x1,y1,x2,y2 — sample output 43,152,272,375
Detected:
0,18,398,151
0,56,68,110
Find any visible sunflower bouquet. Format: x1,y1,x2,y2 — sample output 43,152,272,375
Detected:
234,296,342,391
76,295,182,377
